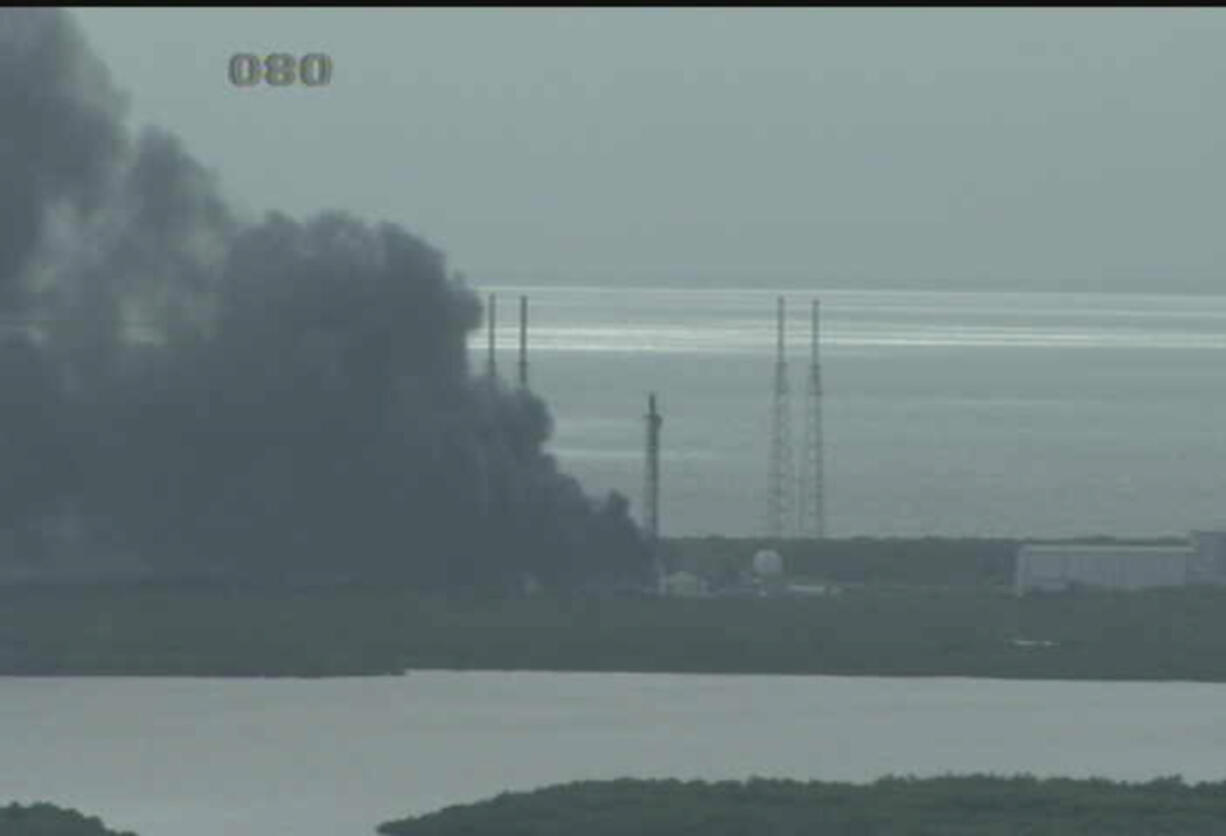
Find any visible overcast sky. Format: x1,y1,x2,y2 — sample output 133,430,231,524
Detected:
71,8,1226,292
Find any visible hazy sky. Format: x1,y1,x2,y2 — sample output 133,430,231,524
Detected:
71,8,1226,292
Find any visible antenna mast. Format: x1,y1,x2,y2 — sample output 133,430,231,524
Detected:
766,296,793,538
645,392,663,583
517,295,529,390
797,299,826,537
486,293,498,381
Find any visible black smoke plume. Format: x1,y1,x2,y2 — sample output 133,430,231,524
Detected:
0,9,651,590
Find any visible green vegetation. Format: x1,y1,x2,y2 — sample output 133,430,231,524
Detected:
5,575,1226,680
0,803,135,836
378,775,1226,836
13,776,1226,836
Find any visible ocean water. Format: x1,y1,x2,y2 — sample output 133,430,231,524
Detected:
5,672,1225,836
468,285,1226,538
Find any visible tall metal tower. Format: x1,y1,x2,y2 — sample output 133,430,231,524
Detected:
766,296,794,539
517,294,529,390
644,391,663,582
797,299,826,538
485,293,498,381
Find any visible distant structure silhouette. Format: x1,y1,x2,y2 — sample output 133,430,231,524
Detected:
517,294,529,390
766,296,793,538
644,391,663,585
486,292,497,381
797,299,826,538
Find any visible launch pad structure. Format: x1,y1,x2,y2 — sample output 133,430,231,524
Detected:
482,288,827,584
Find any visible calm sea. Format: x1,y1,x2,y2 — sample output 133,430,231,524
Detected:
469,285,1226,538
4,672,1225,835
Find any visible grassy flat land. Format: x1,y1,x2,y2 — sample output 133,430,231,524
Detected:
3,575,1226,680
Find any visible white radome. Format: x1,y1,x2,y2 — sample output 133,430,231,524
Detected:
752,549,784,577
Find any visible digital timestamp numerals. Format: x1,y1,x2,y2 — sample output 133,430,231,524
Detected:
228,53,333,87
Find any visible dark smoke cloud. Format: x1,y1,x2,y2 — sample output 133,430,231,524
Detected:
0,9,650,589
0,8,127,312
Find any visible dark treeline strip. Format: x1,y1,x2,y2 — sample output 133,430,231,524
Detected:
10,775,1226,836
0,802,135,836
377,775,1226,836
665,535,1188,589
5,583,1226,680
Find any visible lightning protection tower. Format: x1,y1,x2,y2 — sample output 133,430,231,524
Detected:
766,296,794,539
644,391,663,584
517,294,529,390
486,293,498,381
797,299,826,538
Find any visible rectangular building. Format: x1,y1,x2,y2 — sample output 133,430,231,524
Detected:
1014,531,1226,595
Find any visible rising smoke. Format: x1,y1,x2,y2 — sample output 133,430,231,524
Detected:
0,9,651,590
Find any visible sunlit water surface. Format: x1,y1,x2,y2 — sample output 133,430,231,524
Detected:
467,285,1226,537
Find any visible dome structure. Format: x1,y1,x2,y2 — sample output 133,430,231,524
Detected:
752,549,784,577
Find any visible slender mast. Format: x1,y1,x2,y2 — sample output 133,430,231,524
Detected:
517,295,529,390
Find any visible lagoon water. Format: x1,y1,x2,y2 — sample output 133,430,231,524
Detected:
4,671,1226,835
469,285,1226,538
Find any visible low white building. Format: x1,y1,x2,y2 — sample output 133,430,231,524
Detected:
662,570,707,598
1014,530,1226,595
